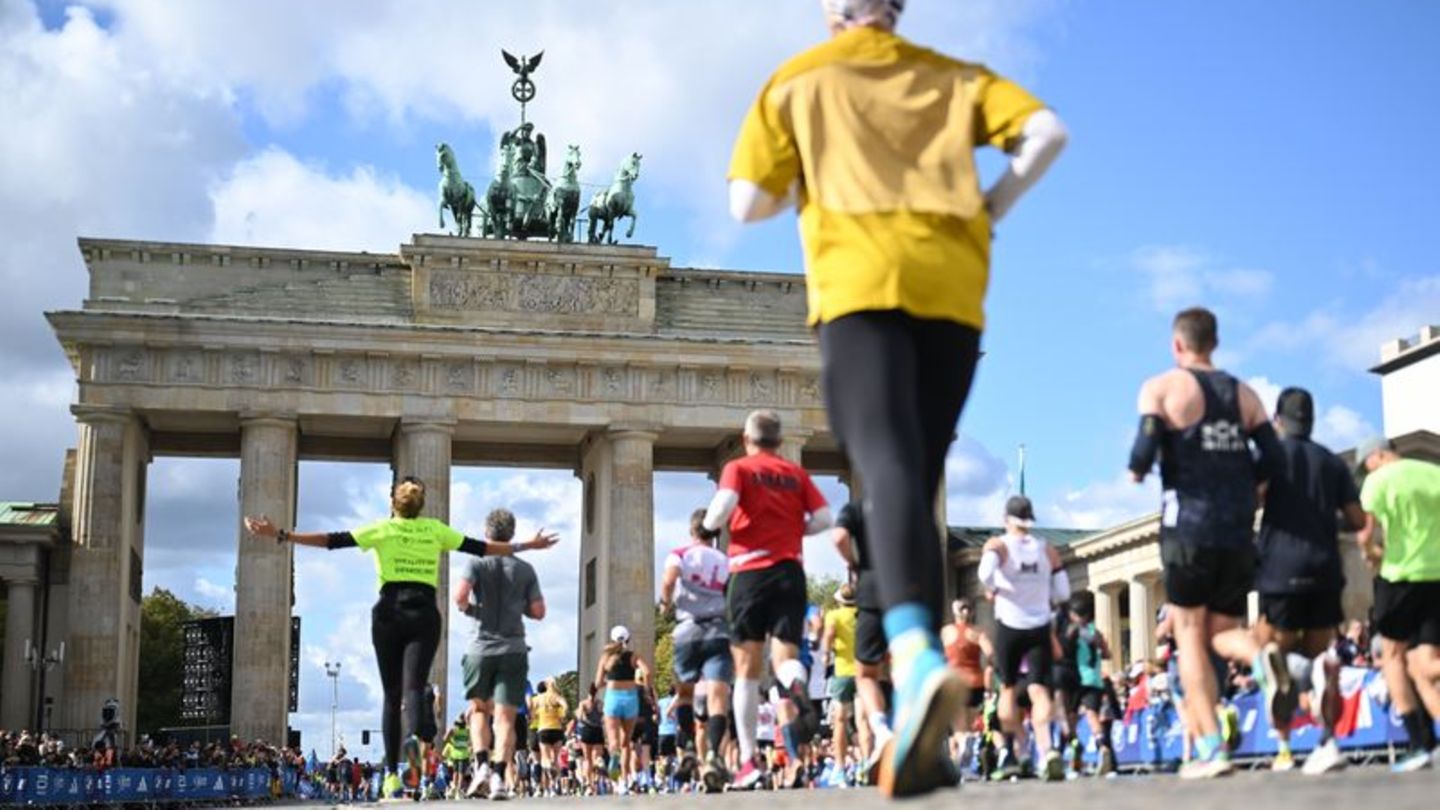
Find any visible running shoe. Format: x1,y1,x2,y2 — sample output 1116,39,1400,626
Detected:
1042,750,1065,782
1301,740,1347,775
701,753,728,794
1391,749,1432,773
731,757,765,791
877,648,969,798
1098,746,1116,777
1255,642,1298,731
400,735,422,790
1179,755,1234,780
489,772,511,801
864,726,893,785
785,676,820,740
1271,750,1296,772
466,761,492,799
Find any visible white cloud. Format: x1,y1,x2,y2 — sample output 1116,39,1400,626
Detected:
945,433,1014,526
1243,275,1440,372
209,149,432,252
1048,472,1159,531
1131,245,1274,313
193,577,234,610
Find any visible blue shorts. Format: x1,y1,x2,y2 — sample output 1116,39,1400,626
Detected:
604,687,639,720
673,637,733,684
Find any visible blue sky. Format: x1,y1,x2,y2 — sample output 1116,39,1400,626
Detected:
4,0,1438,758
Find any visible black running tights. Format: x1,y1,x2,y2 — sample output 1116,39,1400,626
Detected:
818,310,981,631
371,584,442,770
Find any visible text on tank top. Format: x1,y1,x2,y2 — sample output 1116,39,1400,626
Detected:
993,533,1055,630
1159,370,1257,542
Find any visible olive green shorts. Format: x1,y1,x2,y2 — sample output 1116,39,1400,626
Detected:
462,651,529,707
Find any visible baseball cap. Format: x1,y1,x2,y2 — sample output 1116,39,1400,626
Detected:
1004,494,1036,526
1275,387,1314,438
610,625,630,644
1352,435,1394,477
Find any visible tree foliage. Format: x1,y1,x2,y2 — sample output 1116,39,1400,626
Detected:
551,670,580,719
651,601,678,697
807,574,845,614
137,588,216,735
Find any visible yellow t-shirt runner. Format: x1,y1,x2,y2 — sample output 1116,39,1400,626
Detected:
532,693,567,732
352,517,465,588
728,25,1045,331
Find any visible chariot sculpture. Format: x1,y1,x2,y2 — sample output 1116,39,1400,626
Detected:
435,49,643,244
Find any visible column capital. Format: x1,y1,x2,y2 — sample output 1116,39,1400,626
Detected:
1096,579,1126,596
70,404,133,425
238,411,298,429
399,417,457,436
606,424,661,443
2,576,40,588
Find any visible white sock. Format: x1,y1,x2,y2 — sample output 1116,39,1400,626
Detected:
735,678,761,762
777,658,808,693
869,710,891,737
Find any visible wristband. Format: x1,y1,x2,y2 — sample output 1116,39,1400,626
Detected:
277,529,290,544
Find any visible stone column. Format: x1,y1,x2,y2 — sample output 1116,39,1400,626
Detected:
393,418,454,724
607,427,658,668
58,405,135,732
231,414,298,744
777,428,809,466
1,578,38,729
1093,583,1123,675
1129,576,1156,666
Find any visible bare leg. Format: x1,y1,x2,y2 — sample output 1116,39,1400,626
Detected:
1028,684,1055,757
1380,638,1418,716
1405,646,1440,719
1171,605,1222,739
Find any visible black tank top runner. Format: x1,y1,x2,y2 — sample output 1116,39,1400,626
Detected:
607,649,636,681
1158,370,1257,547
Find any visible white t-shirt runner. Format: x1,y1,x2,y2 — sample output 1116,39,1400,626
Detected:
666,541,729,644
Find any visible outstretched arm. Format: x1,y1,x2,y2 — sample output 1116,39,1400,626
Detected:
243,516,345,549
459,529,560,557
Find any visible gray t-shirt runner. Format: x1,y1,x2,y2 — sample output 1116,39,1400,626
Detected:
463,555,542,656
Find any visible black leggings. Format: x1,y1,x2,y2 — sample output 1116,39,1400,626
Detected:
371,583,442,770
818,310,980,629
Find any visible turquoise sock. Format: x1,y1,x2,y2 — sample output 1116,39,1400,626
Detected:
883,602,936,645
1196,732,1222,761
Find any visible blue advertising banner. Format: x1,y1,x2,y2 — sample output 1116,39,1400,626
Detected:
0,766,276,805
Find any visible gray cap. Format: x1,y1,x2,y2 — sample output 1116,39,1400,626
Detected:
1352,435,1394,477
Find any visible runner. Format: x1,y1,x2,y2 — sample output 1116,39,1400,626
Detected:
241,478,558,791
978,495,1071,781
1129,307,1290,779
1050,602,1082,773
1253,388,1366,774
702,409,831,789
728,0,1066,797
1355,436,1440,771
453,508,550,801
530,680,569,796
821,584,860,777
658,508,734,792
940,599,990,777
595,625,652,794
1066,593,1119,776
831,501,893,784
440,716,472,799
574,685,606,795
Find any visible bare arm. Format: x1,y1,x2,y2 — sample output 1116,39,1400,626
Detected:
527,598,547,621
242,516,334,548
832,526,857,568
594,655,610,689
820,616,836,667
1357,512,1383,568
659,561,681,613
1341,502,1366,533
453,578,475,613
481,529,560,557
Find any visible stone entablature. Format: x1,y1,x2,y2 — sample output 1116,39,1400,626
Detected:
74,235,811,341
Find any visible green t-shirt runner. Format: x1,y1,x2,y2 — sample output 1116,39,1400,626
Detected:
352,516,466,588
1360,458,1440,583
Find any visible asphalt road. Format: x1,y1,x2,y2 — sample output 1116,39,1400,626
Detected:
353,765,1437,809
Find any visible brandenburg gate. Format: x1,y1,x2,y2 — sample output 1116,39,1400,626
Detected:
46,234,843,743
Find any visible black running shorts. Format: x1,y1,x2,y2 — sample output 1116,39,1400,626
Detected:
727,560,806,645
994,622,1053,688
1372,577,1440,646
855,606,887,666
1161,539,1255,617
1259,591,1343,632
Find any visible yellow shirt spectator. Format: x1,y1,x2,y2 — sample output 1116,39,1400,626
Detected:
824,605,860,679
728,25,1045,331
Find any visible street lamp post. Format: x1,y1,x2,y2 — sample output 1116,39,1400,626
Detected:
323,660,342,758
